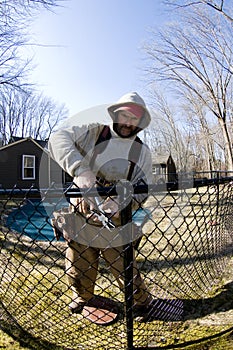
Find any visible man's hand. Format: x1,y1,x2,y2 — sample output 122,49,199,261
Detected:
74,169,96,188
101,197,119,218
71,170,96,214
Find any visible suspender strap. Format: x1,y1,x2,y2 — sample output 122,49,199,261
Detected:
127,136,142,181
89,125,111,170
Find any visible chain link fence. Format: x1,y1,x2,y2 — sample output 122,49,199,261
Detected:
0,176,233,349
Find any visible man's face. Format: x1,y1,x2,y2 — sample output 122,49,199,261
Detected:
115,110,140,137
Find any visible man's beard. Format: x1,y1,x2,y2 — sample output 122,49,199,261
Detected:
114,123,140,138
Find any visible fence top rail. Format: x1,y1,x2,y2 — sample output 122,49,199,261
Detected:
0,175,233,198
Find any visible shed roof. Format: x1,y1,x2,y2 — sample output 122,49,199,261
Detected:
152,153,173,165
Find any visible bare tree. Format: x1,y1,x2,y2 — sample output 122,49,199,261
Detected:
146,88,191,171
0,1,60,21
0,0,67,143
163,0,233,22
0,0,62,89
144,7,233,170
182,92,218,172
0,88,68,145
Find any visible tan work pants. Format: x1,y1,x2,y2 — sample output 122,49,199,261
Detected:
65,240,152,306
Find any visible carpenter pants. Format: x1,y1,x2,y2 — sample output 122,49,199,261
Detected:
65,240,152,305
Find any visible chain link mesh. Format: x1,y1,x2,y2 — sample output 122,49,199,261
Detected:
0,178,233,349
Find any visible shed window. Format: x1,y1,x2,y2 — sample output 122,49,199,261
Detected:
22,155,35,180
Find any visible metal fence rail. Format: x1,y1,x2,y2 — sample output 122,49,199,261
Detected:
0,177,233,349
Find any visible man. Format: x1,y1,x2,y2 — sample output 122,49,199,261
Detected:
49,92,177,324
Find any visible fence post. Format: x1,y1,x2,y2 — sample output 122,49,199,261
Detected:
119,180,134,350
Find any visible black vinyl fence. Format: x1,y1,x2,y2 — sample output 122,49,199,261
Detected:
0,176,233,349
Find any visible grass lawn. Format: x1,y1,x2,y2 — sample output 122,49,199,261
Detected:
0,186,233,349
1,327,233,349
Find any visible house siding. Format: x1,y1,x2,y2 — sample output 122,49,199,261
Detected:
39,152,64,188
0,140,49,189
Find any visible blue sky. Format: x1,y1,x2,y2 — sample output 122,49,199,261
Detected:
27,0,168,116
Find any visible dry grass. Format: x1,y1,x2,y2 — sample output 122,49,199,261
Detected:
0,185,233,349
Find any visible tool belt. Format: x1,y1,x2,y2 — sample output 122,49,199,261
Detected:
96,176,115,188
51,207,76,241
51,206,122,241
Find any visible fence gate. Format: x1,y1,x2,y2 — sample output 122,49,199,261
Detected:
0,177,233,349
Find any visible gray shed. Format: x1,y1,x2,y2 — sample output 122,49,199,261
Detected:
151,153,177,183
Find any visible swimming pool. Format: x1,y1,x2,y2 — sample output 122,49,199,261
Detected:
6,199,151,241
6,199,67,241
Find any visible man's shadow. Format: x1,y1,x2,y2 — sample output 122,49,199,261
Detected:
134,281,233,323
183,281,233,320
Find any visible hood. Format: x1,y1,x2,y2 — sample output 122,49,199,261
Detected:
107,92,151,132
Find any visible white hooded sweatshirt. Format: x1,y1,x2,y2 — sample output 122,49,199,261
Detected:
48,92,153,188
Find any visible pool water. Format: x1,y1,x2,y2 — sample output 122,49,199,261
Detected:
6,199,151,241
6,199,67,241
